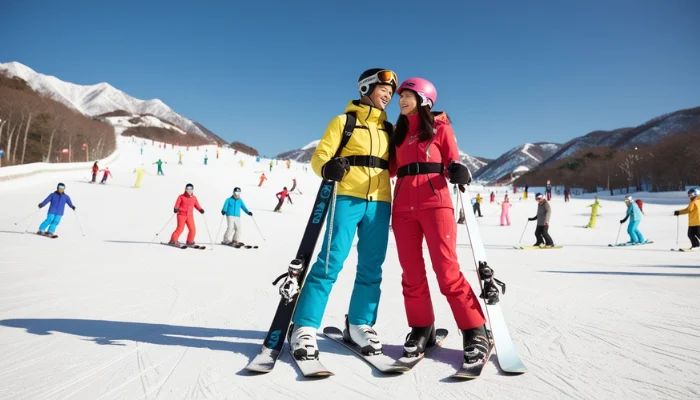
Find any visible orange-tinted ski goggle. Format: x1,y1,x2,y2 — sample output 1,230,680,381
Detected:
359,70,398,95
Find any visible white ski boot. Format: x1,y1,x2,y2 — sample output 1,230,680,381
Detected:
290,325,319,360
343,316,382,356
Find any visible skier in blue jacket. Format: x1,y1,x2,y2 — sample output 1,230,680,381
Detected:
37,183,76,237
220,187,252,245
620,195,647,244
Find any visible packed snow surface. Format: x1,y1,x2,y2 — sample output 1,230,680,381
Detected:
0,137,698,399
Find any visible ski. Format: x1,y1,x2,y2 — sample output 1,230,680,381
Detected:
187,245,206,250
671,248,698,252
513,245,562,250
323,326,448,373
608,241,654,247
450,341,495,379
288,346,334,377
36,232,58,239
459,186,527,374
233,242,258,249
244,180,336,374
161,242,187,249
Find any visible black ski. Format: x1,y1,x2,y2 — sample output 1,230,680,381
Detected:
36,232,58,239
161,242,187,249
244,180,336,373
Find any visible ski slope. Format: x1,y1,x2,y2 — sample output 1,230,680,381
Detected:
0,138,698,400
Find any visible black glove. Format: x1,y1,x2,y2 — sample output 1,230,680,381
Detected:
448,162,472,185
620,216,629,224
221,210,226,215
38,203,43,208
528,217,536,221
674,211,680,216
321,157,350,182
71,206,76,211
248,212,253,216
174,208,178,214
199,209,205,214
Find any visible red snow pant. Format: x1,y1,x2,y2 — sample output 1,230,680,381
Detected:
392,207,486,330
171,215,196,243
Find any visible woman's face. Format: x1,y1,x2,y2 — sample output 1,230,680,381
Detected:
399,90,418,115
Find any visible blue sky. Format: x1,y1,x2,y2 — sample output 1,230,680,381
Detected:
1,0,698,159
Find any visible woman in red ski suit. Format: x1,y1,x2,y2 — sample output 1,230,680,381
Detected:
390,78,489,364
170,183,204,245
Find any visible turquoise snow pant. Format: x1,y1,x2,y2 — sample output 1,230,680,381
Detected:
39,214,62,234
627,221,645,243
292,195,391,329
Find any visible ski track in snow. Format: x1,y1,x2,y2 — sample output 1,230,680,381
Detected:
1,137,699,399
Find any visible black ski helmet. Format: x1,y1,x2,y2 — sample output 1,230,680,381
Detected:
57,182,66,189
233,187,241,194
689,188,699,196
535,193,544,200
185,183,194,190
358,68,398,97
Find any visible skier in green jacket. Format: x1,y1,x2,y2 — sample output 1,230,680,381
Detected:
585,196,601,228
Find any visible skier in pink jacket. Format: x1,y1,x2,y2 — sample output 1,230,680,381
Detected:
500,197,512,226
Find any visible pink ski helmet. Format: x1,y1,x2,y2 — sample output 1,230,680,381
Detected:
397,78,437,109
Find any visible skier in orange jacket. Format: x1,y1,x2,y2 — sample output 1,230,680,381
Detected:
169,183,204,246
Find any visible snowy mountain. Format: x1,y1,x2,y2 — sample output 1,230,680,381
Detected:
541,106,700,166
276,140,488,173
0,61,225,144
473,142,561,183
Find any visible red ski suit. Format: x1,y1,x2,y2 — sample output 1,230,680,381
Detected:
390,112,485,330
170,192,203,243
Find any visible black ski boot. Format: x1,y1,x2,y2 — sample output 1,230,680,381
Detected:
462,324,492,364
403,325,436,358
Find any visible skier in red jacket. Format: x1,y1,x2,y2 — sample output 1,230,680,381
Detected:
274,187,288,212
390,77,488,366
169,183,204,246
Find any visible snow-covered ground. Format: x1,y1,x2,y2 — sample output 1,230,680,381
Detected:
0,138,698,400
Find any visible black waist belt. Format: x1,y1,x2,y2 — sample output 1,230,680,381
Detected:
397,162,444,177
346,155,389,170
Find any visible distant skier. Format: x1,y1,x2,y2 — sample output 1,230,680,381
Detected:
153,159,166,175
619,195,647,244
169,183,204,247
37,183,76,237
204,155,208,165
546,182,552,201
500,196,512,226
473,193,483,217
490,191,495,203
99,167,113,184
290,178,302,195
273,187,288,212
269,160,273,172
221,187,252,245
585,196,601,228
90,162,99,183
564,188,571,202
177,151,183,164
258,173,267,187
673,188,699,250
523,185,528,199
528,193,555,247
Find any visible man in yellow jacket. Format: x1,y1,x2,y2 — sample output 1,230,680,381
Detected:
291,68,398,360
674,188,699,250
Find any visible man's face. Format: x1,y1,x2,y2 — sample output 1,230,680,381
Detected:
369,84,393,110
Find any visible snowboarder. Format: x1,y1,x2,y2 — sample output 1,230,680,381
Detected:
473,193,483,217
673,188,699,250
389,77,489,363
258,173,267,187
500,196,512,226
619,195,647,244
290,68,397,360
37,183,76,237
90,162,99,183
585,196,601,228
221,187,252,245
169,183,204,247
273,187,288,212
99,167,113,184
153,159,166,175
528,193,555,247
133,165,146,188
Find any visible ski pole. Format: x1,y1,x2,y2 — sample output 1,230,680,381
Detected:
614,222,622,246
251,216,266,241
518,220,529,245
325,181,338,275
21,209,42,233
676,215,679,246
73,210,86,236
15,209,41,227
214,215,225,245
202,213,214,249
148,214,175,247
